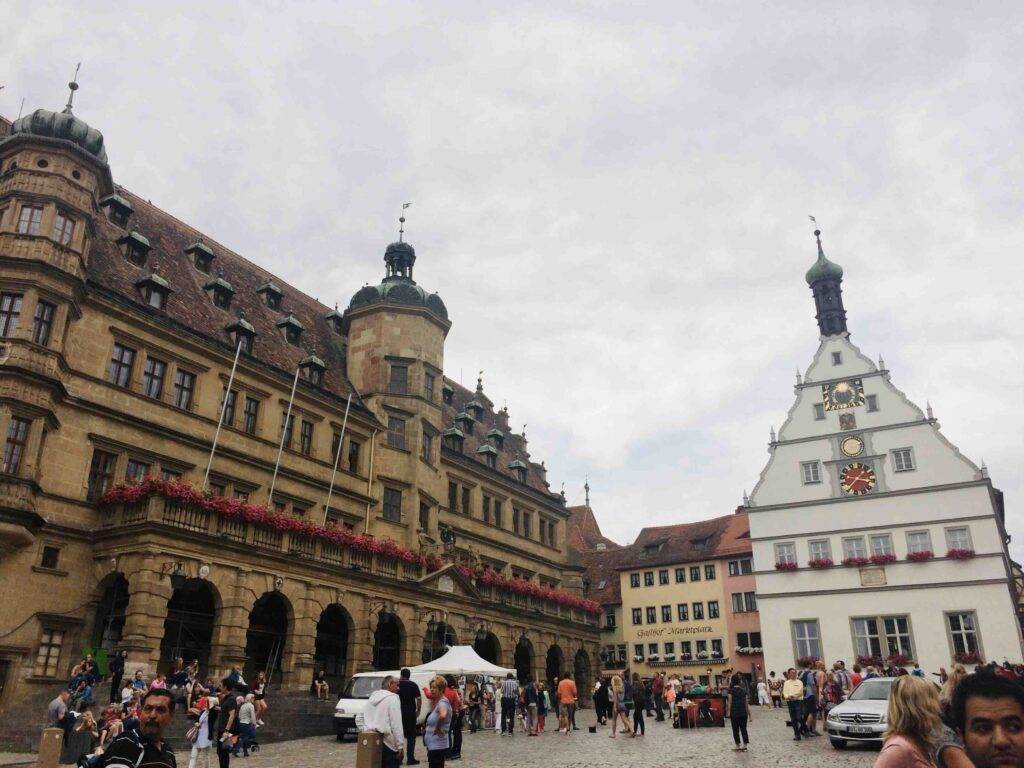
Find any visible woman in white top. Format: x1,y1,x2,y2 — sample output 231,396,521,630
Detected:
188,706,213,768
757,680,771,708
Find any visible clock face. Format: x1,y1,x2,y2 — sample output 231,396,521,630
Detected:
840,462,876,495
841,436,864,457
822,379,865,411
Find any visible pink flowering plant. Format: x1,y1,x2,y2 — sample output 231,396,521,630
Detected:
774,561,798,571
841,556,870,567
870,553,897,565
807,558,833,569
907,550,934,562
947,548,976,560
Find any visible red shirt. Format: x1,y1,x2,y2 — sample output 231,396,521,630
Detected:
444,687,463,713
850,673,862,688
556,678,577,705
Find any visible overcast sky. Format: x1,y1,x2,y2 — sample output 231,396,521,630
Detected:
4,2,1022,554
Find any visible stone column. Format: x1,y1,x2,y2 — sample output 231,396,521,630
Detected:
287,583,319,690
208,568,252,682
399,604,424,669
119,553,171,677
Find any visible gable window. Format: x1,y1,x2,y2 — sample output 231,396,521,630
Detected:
708,600,720,619
186,242,215,273
52,212,75,245
212,287,232,309
220,389,238,427
242,397,259,434
421,430,433,462
348,440,361,473
0,293,23,337
280,413,295,447
87,449,117,501
945,527,972,552
387,416,406,450
424,372,435,401
675,568,686,583
801,461,821,484
389,364,408,395
299,420,314,456
442,386,453,405
906,530,932,554
34,627,64,677
813,403,826,420
236,330,254,354
705,564,716,580
892,448,915,472
121,232,151,266
107,343,135,388
18,205,43,235
658,569,669,585
793,619,822,660
308,367,323,387
257,283,283,310
645,607,656,624
31,300,55,345
142,357,166,399
631,608,642,625
172,370,195,410
692,602,704,620
692,537,709,552
866,394,879,412
661,605,672,623
382,487,402,522
774,541,796,565
842,536,867,560
831,351,842,365
2,416,31,474
677,603,689,621
125,458,150,482
690,566,701,582
643,571,654,587
869,533,894,557
630,573,640,589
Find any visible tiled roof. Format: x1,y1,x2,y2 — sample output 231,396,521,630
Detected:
623,511,751,570
0,116,10,138
566,505,620,551
579,545,632,607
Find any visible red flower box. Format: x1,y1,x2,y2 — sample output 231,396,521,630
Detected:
955,650,983,664
886,653,913,666
947,548,976,560
907,551,934,562
870,553,897,565
808,558,833,569
775,561,798,571
856,654,883,667
841,557,870,567
796,656,820,668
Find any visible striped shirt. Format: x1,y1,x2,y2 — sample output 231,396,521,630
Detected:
501,679,519,699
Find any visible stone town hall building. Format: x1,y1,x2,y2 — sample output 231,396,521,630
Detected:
0,89,599,722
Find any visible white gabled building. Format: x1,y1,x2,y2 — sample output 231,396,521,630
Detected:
747,229,1022,676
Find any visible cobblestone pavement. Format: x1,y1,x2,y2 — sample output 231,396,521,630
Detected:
234,708,880,767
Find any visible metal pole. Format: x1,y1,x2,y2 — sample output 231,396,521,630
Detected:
323,394,352,524
268,366,301,503
203,340,243,491
364,428,378,534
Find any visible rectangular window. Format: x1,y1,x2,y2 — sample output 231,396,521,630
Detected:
842,536,867,560
17,205,43,235
220,389,238,427
831,351,842,365
421,431,433,462
348,440,360,473
851,617,881,658
388,364,408,395
648,643,658,656
677,603,689,621
883,616,913,657
382,487,402,522
522,511,531,538
708,600,720,619
387,416,406,450
645,607,656,624
605,612,616,629
107,343,135,387
280,412,294,447
696,640,707,655
482,495,491,525
947,612,979,655
892,448,915,472
728,560,739,576
40,545,61,570
634,644,644,658
172,370,195,410
813,403,826,420
423,372,435,400
87,449,117,501
731,593,744,613
793,619,822,660
809,539,832,561
232,489,249,503
418,502,430,531
692,602,704,620
493,500,502,528
675,567,686,583
448,481,458,512
630,573,640,589
906,530,932,554
774,541,796,564
946,527,972,551
801,460,822,484
690,566,701,582
866,394,879,412
2,416,30,474
242,397,259,434
704,564,715,580
661,605,672,623
462,487,472,517
681,641,692,656
31,300,55,345
631,608,642,625
664,641,675,656
744,592,757,612
658,569,669,585
299,420,314,455
869,533,894,557
142,357,166,399
729,558,753,575
160,468,182,481
643,571,654,587
34,628,64,677
125,458,150,482
52,212,74,245
513,508,520,534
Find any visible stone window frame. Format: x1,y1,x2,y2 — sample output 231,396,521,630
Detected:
801,460,822,485
631,608,642,625
905,529,932,554
34,540,67,576
945,610,983,659
791,618,822,661
891,447,916,473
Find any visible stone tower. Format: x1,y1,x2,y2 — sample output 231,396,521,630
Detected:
805,229,847,337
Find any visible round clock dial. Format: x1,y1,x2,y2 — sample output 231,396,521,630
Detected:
841,436,864,457
822,379,865,411
832,382,856,404
840,462,876,495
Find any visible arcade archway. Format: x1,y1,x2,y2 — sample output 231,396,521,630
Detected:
314,605,352,691
245,591,290,684
373,613,403,671
574,648,591,697
546,645,565,687
92,573,129,653
160,578,218,675
514,637,534,683
473,632,501,664
421,621,457,663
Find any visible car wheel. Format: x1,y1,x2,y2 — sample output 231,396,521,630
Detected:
830,739,847,749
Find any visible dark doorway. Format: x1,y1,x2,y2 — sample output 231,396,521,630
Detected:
373,615,402,671
93,573,129,653
473,633,500,664
245,592,289,685
574,649,591,699
314,606,350,692
160,579,216,676
421,622,456,663
546,645,564,687
514,638,533,683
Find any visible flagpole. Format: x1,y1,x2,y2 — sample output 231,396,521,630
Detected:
323,393,352,524
268,365,301,504
203,339,243,491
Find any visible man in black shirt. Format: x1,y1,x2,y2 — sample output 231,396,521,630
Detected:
215,680,239,768
397,668,422,765
100,688,176,767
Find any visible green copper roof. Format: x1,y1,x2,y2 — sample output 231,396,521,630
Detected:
135,272,170,290
257,281,282,296
300,354,326,369
100,194,133,213
119,231,151,250
442,427,465,439
476,444,498,456
9,107,107,163
204,276,234,293
276,314,304,330
508,458,529,470
226,316,254,334
486,428,504,440
805,231,843,285
185,241,215,258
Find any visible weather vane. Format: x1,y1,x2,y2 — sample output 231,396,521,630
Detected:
398,202,412,242
66,62,81,112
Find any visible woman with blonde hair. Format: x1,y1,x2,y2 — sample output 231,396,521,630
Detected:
608,675,633,739
939,664,967,715
873,675,942,767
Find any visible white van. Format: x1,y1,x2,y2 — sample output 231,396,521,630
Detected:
334,670,436,741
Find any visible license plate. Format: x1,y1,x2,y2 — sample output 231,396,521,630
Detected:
848,725,872,734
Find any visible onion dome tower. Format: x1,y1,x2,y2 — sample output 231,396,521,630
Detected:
805,228,847,337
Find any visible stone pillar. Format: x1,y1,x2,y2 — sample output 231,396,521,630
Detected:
399,604,424,669
287,584,319,691
119,553,171,677
208,568,251,682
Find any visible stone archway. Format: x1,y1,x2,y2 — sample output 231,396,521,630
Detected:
245,591,291,685
92,572,130,654
422,621,457,663
314,605,352,691
373,613,403,671
473,632,501,664
514,637,534,683
546,644,565,687
574,648,591,700
159,578,218,676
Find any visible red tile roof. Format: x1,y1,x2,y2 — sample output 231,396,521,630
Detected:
623,511,751,570
566,505,620,551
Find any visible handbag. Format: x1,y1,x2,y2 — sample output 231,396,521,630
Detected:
186,724,200,744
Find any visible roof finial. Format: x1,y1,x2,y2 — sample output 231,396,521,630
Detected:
742,489,750,506
926,401,934,420
476,370,484,394
521,424,527,439
769,425,776,442
65,62,81,113
980,459,989,478
809,214,823,253
878,354,886,371
398,201,411,243
584,477,590,507
795,368,802,385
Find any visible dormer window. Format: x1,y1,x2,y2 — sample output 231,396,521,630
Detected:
442,384,454,405
185,241,215,273
443,427,464,453
205,276,235,310
509,458,528,483
324,307,344,335
486,428,504,451
135,272,171,311
119,231,151,267
300,355,326,387
691,537,710,552
100,194,133,228
477,444,498,469
454,411,474,436
466,400,484,420
276,314,304,345
257,281,283,310
226,317,255,355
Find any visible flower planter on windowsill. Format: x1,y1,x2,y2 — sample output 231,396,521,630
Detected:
841,557,870,568
775,561,798,571
886,653,914,667
955,650,983,664
796,656,820,668
808,558,833,569
870,554,897,565
947,548,976,560
907,550,934,562
856,655,883,667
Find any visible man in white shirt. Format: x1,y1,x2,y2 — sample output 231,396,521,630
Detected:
364,676,405,768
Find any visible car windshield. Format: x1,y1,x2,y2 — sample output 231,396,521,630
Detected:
848,679,892,701
342,676,386,699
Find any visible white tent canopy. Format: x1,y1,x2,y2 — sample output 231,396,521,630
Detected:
409,645,515,677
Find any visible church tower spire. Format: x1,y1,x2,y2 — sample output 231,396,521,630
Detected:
805,228,847,336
